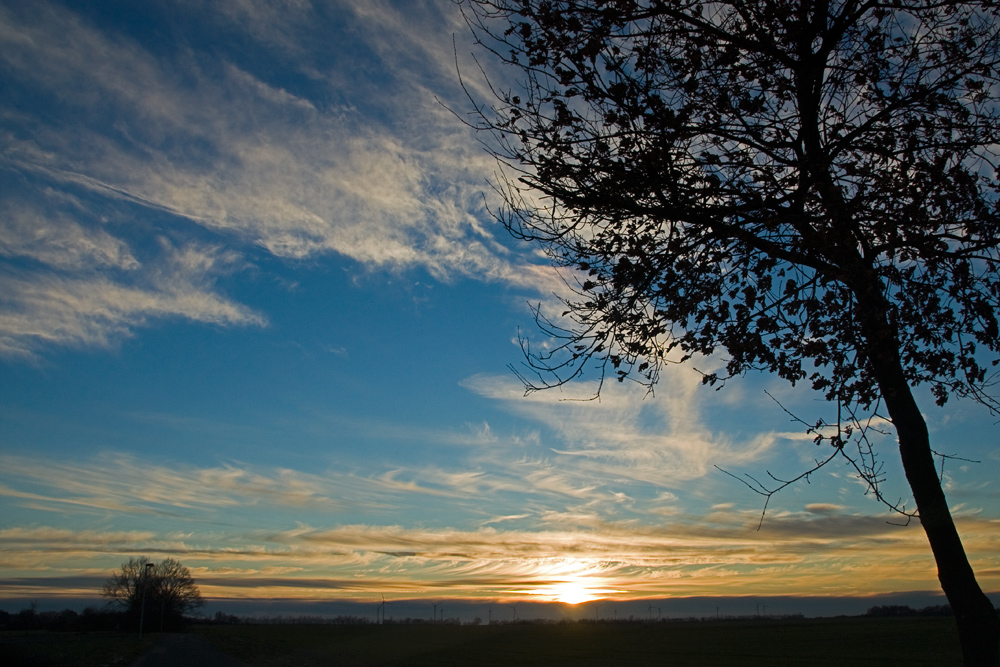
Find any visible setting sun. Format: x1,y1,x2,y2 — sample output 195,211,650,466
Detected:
550,580,600,605
512,560,621,605
515,577,610,605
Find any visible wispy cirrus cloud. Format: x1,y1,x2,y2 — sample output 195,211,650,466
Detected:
0,0,510,271
0,234,263,358
0,445,660,530
0,192,138,271
0,526,155,551
0,453,340,516
5,508,997,602
462,368,776,485
0,0,542,359
2,445,997,600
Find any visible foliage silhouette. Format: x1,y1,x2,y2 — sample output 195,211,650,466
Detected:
458,1,1000,664
102,556,204,631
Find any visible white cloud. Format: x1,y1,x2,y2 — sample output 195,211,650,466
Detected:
0,453,337,515
0,0,548,358
0,194,138,271
9,508,981,600
0,241,264,358
2,449,997,598
462,367,776,485
5,47,502,273
0,526,155,549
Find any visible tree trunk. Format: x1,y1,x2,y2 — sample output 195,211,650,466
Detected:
862,305,999,666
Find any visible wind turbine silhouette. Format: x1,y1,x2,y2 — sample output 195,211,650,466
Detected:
508,603,518,622
377,595,388,625
432,602,440,622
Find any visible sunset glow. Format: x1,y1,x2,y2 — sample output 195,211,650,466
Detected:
507,559,621,605
537,580,611,605
0,0,998,619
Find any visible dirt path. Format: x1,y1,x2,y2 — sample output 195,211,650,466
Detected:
128,632,249,667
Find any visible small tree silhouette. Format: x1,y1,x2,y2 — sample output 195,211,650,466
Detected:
102,556,204,631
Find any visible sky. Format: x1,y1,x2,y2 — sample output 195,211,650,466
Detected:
1,0,998,621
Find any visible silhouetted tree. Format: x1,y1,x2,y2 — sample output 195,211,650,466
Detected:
459,1,1000,664
102,556,204,631
866,604,918,618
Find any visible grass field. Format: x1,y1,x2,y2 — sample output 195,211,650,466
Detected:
195,617,962,666
2,630,154,667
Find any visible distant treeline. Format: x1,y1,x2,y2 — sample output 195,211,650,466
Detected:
0,604,200,632
204,611,809,626
208,611,376,625
0,605,125,632
864,605,953,618
5,605,958,630
206,612,473,626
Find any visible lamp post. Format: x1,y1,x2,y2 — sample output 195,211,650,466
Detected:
139,562,154,638
160,592,166,632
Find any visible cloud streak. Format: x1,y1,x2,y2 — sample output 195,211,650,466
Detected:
3,448,996,603
3,510,997,603
462,369,776,485
0,240,264,358
0,0,543,358
0,453,340,516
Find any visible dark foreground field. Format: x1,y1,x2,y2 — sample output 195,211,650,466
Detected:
2,630,154,667
194,617,961,666
1,617,964,666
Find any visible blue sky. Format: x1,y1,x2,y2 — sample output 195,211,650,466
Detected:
1,0,998,618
